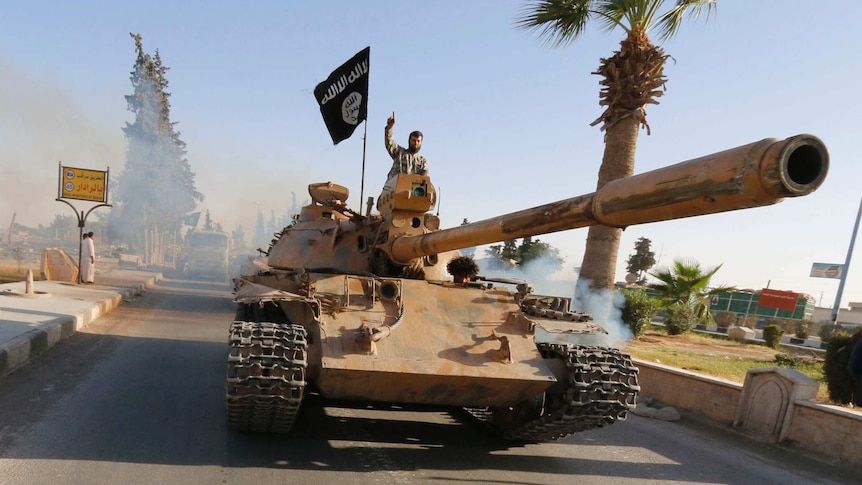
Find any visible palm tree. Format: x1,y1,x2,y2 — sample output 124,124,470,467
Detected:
516,0,716,294
647,258,735,332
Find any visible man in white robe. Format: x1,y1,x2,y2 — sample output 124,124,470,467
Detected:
80,232,95,284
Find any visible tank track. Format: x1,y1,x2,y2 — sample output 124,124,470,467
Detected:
225,318,308,433
465,343,639,442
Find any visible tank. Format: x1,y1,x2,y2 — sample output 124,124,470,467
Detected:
226,134,828,441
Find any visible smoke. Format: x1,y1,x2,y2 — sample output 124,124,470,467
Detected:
476,251,632,349
0,55,322,253
0,58,125,231
572,278,632,348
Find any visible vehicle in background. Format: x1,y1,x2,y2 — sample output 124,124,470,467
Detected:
180,230,231,281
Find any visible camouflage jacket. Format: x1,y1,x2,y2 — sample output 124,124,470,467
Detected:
385,126,428,179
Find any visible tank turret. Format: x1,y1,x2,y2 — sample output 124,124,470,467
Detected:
266,134,827,278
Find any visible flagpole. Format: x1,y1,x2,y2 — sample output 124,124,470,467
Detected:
313,46,370,211
360,120,367,214
361,46,370,215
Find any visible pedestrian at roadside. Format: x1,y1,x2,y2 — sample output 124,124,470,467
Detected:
385,112,427,180
81,231,96,284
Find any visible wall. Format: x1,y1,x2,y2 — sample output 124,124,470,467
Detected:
634,358,862,467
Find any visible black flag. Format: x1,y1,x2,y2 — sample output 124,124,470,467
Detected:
313,47,370,145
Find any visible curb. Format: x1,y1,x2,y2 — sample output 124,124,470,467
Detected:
0,273,162,377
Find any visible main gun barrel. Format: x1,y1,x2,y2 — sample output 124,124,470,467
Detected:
389,135,828,264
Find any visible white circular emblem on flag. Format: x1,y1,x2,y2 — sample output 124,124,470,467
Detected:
342,92,362,125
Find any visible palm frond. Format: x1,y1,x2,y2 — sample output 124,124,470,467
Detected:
653,0,716,41
515,0,594,47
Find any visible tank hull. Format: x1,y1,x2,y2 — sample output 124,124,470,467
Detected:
236,272,592,407
311,277,554,406
229,269,639,440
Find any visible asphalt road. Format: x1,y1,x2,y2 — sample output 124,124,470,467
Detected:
0,277,856,484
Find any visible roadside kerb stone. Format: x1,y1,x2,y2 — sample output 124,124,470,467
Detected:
0,271,161,377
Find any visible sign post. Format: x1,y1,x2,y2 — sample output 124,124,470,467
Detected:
811,197,861,324
830,197,861,323
55,162,112,284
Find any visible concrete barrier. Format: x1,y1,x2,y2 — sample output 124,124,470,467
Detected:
40,248,78,282
635,359,742,426
634,358,862,467
783,401,862,464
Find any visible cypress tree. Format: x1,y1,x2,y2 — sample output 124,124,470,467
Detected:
113,33,203,263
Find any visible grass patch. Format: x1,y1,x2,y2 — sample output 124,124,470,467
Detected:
625,329,831,403
628,347,823,381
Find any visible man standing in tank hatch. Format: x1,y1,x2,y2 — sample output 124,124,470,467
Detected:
385,112,428,180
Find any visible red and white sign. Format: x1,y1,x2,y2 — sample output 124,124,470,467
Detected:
758,288,799,311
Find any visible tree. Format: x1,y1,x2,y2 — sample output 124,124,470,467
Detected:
516,0,716,294
113,33,202,264
486,236,565,272
647,258,735,332
253,208,268,252
232,224,249,253
267,210,279,236
486,239,520,269
45,214,78,241
518,236,565,269
203,210,215,231
626,236,656,284
460,218,476,257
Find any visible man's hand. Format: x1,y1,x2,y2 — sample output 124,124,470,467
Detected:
386,112,395,129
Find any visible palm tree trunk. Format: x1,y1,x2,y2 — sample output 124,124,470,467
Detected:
577,115,640,291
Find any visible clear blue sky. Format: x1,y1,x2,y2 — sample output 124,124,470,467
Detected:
1,1,860,312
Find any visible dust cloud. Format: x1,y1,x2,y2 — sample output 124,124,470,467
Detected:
0,57,324,250
0,59,124,230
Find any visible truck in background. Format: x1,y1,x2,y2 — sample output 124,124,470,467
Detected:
179,230,231,281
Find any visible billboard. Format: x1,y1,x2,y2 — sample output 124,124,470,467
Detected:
810,262,844,279
59,165,108,203
758,288,799,311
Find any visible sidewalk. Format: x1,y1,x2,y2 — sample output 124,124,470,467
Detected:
0,267,162,377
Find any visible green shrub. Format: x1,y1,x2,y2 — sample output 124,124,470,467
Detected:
712,310,737,329
664,303,695,335
765,318,789,334
762,324,783,349
737,315,756,329
774,353,802,367
794,320,813,339
620,289,660,338
823,334,857,404
818,323,837,343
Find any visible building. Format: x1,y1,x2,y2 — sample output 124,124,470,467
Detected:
709,289,815,323
812,302,862,328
